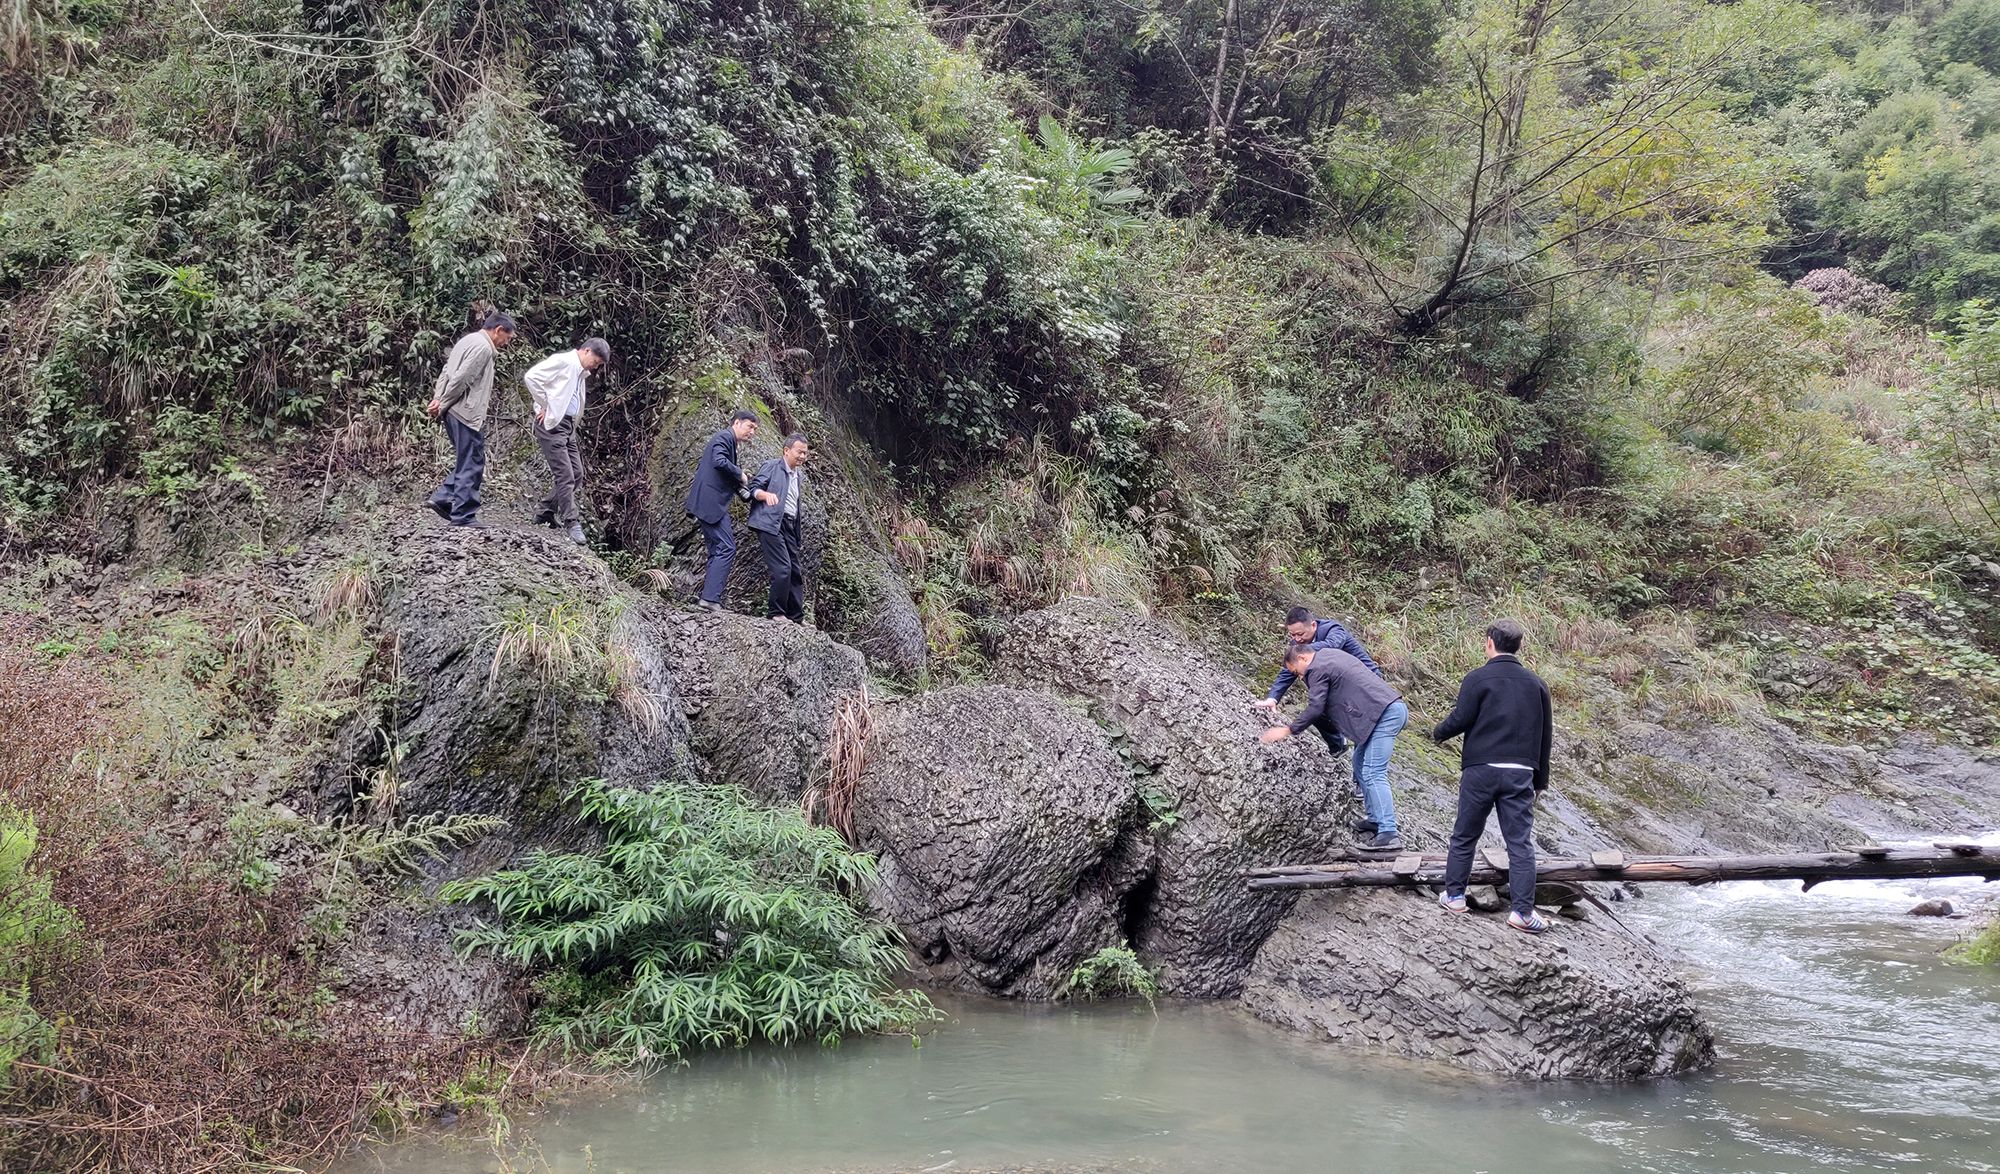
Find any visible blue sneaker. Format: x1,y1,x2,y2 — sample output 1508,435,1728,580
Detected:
1438,891,1467,913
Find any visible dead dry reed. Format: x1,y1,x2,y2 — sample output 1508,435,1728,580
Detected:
803,686,872,846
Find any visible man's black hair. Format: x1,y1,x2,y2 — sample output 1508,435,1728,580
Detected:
482,312,515,333
1282,642,1313,666
580,337,611,364
730,409,759,424
1284,606,1313,627
783,432,808,450
1487,618,1525,654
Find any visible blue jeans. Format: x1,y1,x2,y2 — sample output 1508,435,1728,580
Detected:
1350,700,1406,836
429,414,485,524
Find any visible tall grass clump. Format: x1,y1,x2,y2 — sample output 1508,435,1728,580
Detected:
486,596,612,697
442,778,936,1063
1947,917,2000,965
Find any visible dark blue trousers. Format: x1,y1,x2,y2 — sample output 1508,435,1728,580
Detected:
1444,764,1539,914
698,516,736,603
429,414,485,524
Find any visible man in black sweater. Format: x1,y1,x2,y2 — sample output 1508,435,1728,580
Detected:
1430,618,1554,933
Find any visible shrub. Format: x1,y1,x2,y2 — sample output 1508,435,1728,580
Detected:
1947,916,2000,965
442,777,936,1063
1058,944,1158,1007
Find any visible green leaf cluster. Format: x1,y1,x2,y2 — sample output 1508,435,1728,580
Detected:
441,777,934,1062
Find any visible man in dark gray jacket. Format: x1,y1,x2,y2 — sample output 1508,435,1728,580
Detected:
747,433,809,623
685,410,758,611
1430,618,1555,934
1260,643,1407,849
425,312,514,528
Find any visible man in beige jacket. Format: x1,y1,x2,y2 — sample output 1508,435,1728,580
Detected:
425,312,514,528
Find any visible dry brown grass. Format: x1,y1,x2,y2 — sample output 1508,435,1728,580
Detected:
0,623,505,1174
803,686,872,846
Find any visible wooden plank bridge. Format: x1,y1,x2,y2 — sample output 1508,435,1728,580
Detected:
1243,841,2000,893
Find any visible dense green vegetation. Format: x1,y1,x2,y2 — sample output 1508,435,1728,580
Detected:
442,778,936,1062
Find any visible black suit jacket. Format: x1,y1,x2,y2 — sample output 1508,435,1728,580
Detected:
686,428,745,525
1431,654,1554,790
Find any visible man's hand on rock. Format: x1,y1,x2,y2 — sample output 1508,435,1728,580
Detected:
1252,698,1279,711
1259,726,1291,744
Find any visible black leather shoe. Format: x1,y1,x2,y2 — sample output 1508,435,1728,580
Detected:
429,500,452,520
1365,831,1404,851
1350,819,1379,835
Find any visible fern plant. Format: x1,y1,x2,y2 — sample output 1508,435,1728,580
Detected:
442,778,935,1062
1058,944,1158,1008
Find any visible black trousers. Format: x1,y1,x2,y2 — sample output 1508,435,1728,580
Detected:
756,516,804,622
1443,764,1539,914
429,414,485,524
534,416,585,528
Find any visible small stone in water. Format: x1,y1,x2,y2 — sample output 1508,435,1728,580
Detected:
1908,899,1954,917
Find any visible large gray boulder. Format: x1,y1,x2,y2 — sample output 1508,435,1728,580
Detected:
303,516,691,826
995,597,1353,997
657,608,868,803
855,686,1140,997
1242,889,1714,1079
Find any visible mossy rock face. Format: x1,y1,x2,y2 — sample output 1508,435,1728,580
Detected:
641,398,926,680
302,514,694,830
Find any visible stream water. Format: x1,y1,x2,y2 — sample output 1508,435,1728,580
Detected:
341,875,2000,1174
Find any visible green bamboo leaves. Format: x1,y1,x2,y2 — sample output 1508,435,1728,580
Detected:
442,779,935,1063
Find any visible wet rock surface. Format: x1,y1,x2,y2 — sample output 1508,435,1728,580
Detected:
1242,889,1715,1079
855,686,1138,997
659,608,867,803
996,597,1353,998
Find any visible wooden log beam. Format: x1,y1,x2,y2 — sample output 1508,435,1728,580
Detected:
1243,844,2000,892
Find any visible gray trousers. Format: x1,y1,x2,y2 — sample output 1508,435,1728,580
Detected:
534,416,585,527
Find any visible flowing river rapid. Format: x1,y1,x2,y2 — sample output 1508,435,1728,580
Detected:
342,875,2000,1174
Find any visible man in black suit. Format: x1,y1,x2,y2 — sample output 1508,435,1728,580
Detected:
1430,618,1555,934
747,433,810,623
687,409,758,611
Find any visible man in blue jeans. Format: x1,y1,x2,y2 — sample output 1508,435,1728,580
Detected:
1254,605,1387,836
1430,618,1555,934
1260,643,1407,850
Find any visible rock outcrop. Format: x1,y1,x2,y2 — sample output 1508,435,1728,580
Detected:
995,597,1354,998
658,608,867,804
1242,889,1715,1079
855,686,1139,997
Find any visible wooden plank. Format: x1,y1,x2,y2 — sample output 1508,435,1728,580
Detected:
1392,854,1423,877
1482,844,1513,871
1937,841,1985,857
1590,849,1626,870
1840,844,1890,859
1244,843,2000,893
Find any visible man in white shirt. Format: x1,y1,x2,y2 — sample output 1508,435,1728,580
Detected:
524,337,609,545
746,433,810,622
424,312,514,528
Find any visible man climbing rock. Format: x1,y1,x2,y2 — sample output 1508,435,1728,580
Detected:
1254,606,1389,836
1259,643,1407,849
686,409,759,611
424,311,514,529
747,433,810,623
1430,618,1554,934
525,336,609,545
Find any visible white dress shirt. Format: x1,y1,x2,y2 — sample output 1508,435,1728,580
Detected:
524,349,588,425
783,463,800,517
